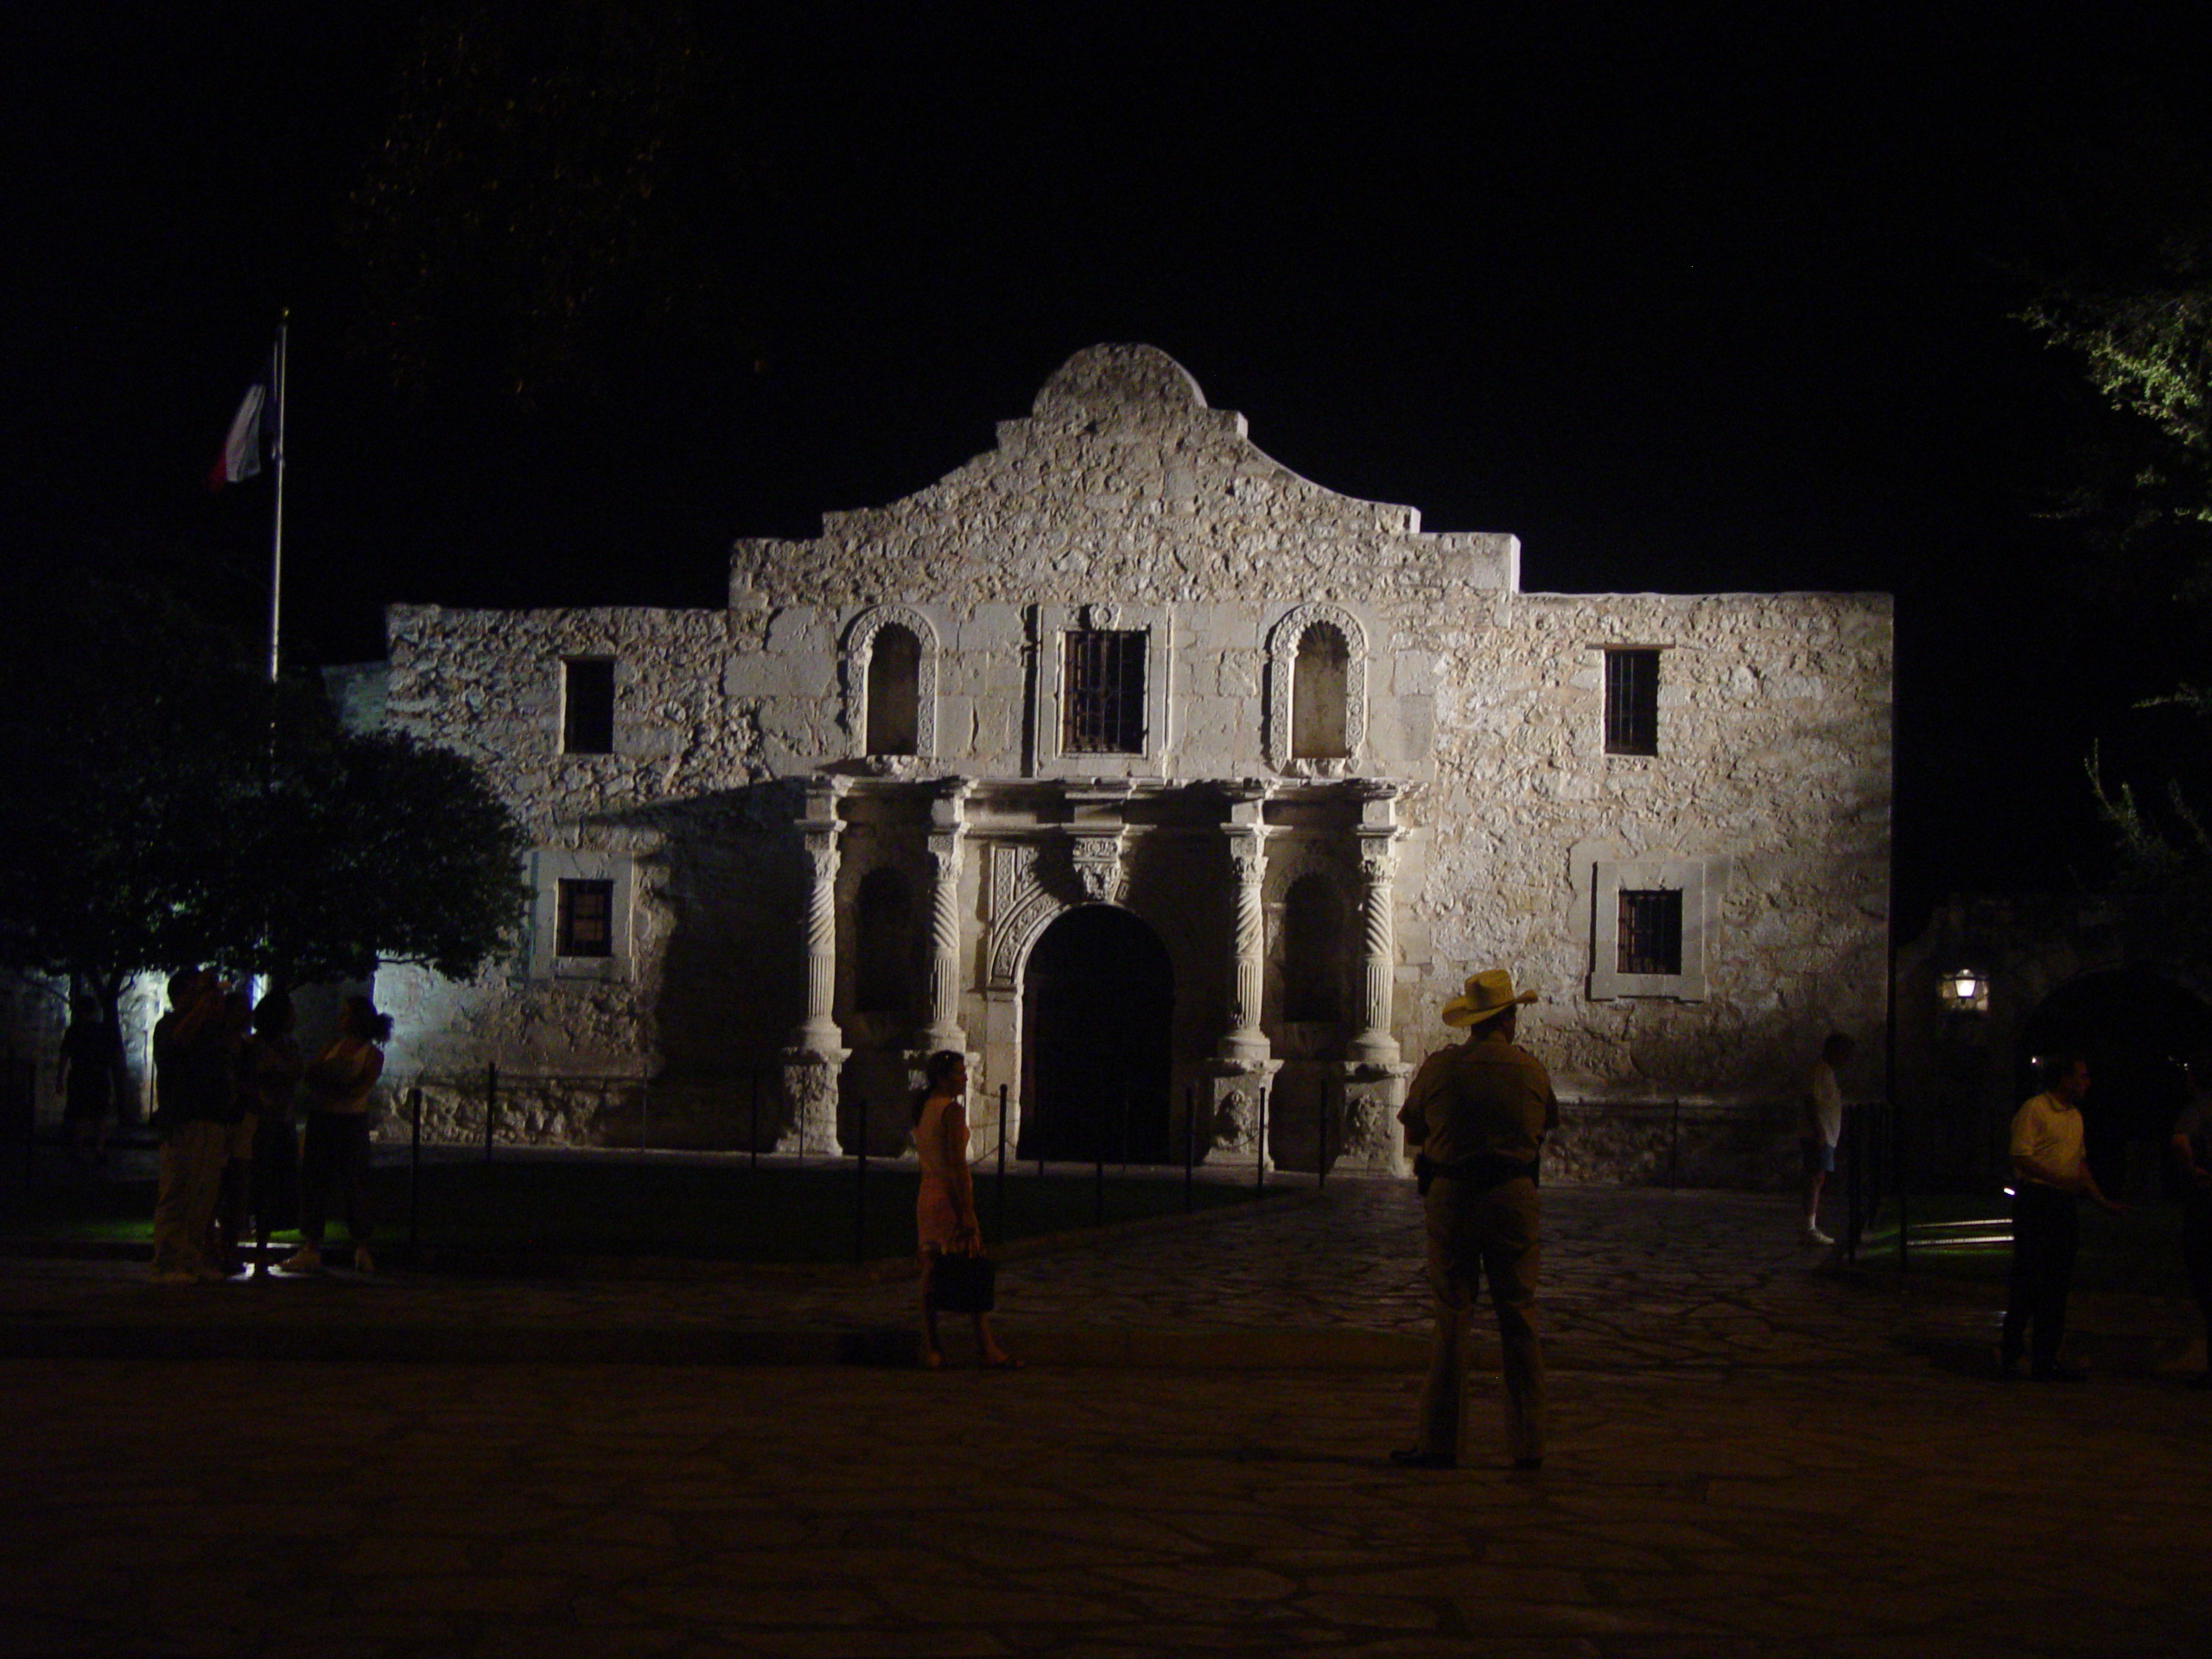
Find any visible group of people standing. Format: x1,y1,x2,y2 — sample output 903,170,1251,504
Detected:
1380,966,2212,1467
148,969,391,1284
124,952,2212,1408
2003,1046,2212,1389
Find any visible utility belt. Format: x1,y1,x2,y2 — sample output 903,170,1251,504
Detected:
1414,1151,1538,1198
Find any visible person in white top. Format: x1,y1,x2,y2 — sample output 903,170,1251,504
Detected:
2000,1052,2125,1380
1799,1033,1853,1247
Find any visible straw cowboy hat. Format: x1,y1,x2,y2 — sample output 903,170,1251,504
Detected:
1441,969,1538,1029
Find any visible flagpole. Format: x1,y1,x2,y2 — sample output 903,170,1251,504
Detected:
268,311,289,685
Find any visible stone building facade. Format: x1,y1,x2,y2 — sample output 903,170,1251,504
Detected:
373,345,1893,1184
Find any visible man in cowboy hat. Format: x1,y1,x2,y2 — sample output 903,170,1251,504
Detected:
1392,969,1558,1471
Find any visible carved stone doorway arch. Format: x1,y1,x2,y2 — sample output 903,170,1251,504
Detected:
1018,904,1174,1163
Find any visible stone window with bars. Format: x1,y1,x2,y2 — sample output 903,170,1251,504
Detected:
1604,647,1659,756
1061,629,1147,754
556,879,614,958
1589,856,1710,1001
1615,887,1682,976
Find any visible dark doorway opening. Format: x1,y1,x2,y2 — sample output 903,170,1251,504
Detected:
1020,905,1174,1163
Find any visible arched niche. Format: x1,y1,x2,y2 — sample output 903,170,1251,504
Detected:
1266,602,1367,772
1280,869,1348,1024
844,605,939,761
853,865,916,1018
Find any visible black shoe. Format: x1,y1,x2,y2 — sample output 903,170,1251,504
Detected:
1511,1457,1543,1472
1994,1345,2021,1380
2031,1364,2088,1382
2187,1371,2212,1391
1389,1448,1455,1470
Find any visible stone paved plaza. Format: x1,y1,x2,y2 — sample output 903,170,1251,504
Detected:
2,1184,2205,1656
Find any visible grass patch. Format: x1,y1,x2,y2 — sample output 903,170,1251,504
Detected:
1856,1192,2189,1296
3,1155,1287,1263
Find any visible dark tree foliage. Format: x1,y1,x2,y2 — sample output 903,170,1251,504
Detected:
248,726,531,985
2018,75,2212,952
0,575,266,989
0,566,527,1007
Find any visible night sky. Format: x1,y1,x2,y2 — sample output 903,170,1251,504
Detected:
7,4,2209,934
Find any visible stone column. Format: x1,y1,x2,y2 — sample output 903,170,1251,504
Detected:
1340,782,1410,1174
1351,829,1402,1065
1218,788,1271,1065
916,779,973,1058
1205,783,1278,1166
779,779,849,1154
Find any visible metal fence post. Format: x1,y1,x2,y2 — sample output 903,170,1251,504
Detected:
1255,1080,1268,1194
1318,1081,1329,1192
484,1063,497,1163
408,1085,423,1257
1184,1084,1195,1213
995,1084,1007,1243
748,1065,760,1173
1894,1097,1909,1274
855,1134,868,1265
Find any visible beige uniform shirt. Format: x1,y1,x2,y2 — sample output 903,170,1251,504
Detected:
1400,1031,1559,1166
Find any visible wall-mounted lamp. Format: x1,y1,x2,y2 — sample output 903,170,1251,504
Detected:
1938,969,1990,1014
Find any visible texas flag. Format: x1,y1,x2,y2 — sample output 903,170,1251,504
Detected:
207,351,276,488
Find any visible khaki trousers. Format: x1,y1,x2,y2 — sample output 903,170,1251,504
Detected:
1417,1174,1545,1464
151,1121,229,1277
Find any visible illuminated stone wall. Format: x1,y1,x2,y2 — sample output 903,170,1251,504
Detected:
374,345,1891,1184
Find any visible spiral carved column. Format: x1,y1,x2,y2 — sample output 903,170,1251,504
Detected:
798,832,842,1049
1224,829,1268,1057
779,781,849,1155
919,828,966,1052
1338,785,1410,1174
1351,830,1402,1065
1204,785,1277,1167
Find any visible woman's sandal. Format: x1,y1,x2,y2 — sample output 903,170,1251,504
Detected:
982,1353,1024,1370
922,1350,945,1370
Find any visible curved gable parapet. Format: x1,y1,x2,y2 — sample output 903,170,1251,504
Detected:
731,345,1516,609
1031,343,1211,423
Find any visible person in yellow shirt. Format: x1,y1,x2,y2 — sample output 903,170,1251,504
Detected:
2000,1052,2125,1380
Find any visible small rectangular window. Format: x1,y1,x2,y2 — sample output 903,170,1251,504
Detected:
563,658,615,754
1605,648,1659,756
556,879,614,958
1062,630,1147,754
1617,888,1682,976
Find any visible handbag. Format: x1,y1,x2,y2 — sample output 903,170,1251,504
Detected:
931,1251,997,1313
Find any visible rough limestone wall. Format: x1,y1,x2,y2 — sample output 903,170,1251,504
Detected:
730,346,1516,618
1402,589,1892,1184
367,347,1896,1181
713,346,1514,789
379,605,804,1129
385,606,767,822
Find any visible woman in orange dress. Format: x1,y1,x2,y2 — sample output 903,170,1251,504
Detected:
912,1050,1015,1370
